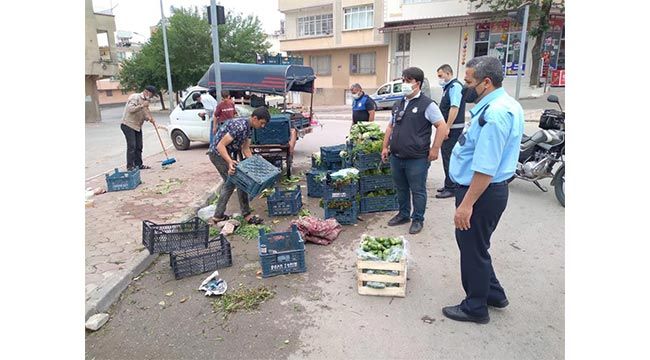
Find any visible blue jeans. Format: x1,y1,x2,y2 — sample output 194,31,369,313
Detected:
389,155,430,222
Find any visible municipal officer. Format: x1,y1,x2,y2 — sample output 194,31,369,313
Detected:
435,64,466,199
381,67,448,234
350,83,376,124
442,56,524,324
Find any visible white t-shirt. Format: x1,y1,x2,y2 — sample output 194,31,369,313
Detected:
200,93,218,111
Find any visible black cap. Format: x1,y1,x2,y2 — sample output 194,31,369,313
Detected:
145,85,157,95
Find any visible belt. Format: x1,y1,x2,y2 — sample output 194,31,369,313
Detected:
457,180,508,188
450,123,465,129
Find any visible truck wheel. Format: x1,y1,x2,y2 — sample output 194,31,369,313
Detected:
171,130,190,150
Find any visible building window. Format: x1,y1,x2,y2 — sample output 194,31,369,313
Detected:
297,14,333,37
310,55,331,76
344,5,373,30
397,33,410,52
474,21,528,76
350,52,376,75
402,0,433,4
106,90,113,97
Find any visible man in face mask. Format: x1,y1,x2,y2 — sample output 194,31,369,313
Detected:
435,64,467,199
350,83,376,124
442,56,524,324
121,85,158,171
380,67,448,234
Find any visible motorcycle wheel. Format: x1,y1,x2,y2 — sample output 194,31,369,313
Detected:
553,165,565,207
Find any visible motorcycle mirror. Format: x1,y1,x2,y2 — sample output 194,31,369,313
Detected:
547,95,559,103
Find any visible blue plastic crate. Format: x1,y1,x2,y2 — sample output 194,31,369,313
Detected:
252,115,291,145
359,173,395,194
169,234,232,279
359,193,398,214
323,159,344,171
105,168,141,192
320,144,346,163
352,152,389,171
229,155,281,198
267,186,303,216
323,181,359,201
324,200,359,225
306,169,326,198
258,225,306,278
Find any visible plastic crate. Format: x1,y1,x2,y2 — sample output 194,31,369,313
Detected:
320,144,346,163
352,152,389,171
229,155,282,198
142,217,209,254
267,186,303,216
323,159,344,171
306,169,326,198
359,193,399,214
324,200,359,225
252,115,291,145
105,168,141,192
359,174,395,194
323,181,359,201
258,224,306,278
169,235,232,280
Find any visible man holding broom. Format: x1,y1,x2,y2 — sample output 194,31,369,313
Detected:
120,85,157,171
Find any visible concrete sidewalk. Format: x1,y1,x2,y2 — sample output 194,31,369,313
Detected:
85,146,221,319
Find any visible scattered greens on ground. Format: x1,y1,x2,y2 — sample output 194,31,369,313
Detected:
233,215,273,240
298,208,311,217
212,286,275,319
210,193,221,205
209,227,220,237
150,178,183,195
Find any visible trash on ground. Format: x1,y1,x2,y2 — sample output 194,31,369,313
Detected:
211,285,274,319
198,270,228,296
197,204,217,222
289,216,342,245
85,313,109,331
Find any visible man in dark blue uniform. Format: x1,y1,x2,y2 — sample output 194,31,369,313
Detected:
350,83,376,124
435,64,466,199
442,56,524,324
381,67,448,234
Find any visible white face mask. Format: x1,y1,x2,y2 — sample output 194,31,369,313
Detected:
352,92,361,99
438,79,449,87
401,82,414,95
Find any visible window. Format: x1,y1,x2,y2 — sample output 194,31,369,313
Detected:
474,28,489,57
310,55,331,76
344,5,373,30
392,82,402,93
297,14,333,37
350,53,376,74
117,52,126,61
397,33,410,52
377,84,390,95
106,90,113,97
474,21,528,76
402,0,432,4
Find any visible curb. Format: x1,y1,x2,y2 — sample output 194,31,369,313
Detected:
84,178,222,321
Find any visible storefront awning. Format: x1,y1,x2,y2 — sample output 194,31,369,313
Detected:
379,13,502,33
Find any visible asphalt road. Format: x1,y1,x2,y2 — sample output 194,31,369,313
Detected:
86,116,564,359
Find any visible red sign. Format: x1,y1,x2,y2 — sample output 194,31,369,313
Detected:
550,70,565,87
549,16,564,32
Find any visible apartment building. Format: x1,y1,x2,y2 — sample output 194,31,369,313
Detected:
279,0,389,105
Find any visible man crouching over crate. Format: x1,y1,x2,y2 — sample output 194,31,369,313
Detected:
208,107,270,226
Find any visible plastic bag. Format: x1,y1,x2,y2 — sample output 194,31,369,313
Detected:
198,270,227,296
197,204,217,222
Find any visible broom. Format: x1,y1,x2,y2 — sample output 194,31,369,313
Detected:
146,106,176,167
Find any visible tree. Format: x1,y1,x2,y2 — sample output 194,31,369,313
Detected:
118,6,271,107
468,0,565,87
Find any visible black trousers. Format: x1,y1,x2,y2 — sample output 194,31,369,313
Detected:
121,124,143,169
441,128,463,190
455,182,509,317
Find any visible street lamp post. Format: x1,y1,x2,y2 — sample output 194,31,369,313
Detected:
210,0,222,102
159,0,174,110
514,3,530,100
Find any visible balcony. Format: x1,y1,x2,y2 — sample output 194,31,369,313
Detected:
279,0,332,12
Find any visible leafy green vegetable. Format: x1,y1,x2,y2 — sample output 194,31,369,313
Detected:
233,215,273,241
298,208,311,217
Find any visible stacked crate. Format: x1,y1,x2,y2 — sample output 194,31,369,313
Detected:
322,177,359,225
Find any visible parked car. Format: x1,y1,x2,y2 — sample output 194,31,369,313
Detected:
370,78,432,110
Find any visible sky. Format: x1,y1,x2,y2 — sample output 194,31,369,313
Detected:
92,0,284,41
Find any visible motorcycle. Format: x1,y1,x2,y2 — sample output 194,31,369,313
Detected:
510,95,565,207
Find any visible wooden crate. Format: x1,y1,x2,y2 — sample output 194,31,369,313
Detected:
356,258,407,297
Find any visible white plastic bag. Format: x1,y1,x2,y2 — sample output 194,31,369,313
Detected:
197,204,216,222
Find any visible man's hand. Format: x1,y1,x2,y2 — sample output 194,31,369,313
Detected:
381,147,389,163
428,147,439,162
444,127,451,140
454,203,473,231
227,160,238,175
142,100,150,108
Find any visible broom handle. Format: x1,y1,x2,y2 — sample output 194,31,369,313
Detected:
145,105,169,159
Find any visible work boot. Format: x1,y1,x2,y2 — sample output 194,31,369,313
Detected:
435,190,455,199
387,214,410,226
409,220,423,234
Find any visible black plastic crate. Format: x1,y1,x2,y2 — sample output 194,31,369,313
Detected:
324,199,359,225
323,181,359,201
258,224,306,278
267,186,303,216
359,193,398,214
306,169,326,198
142,217,209,254
359,174,395,194
352,152,390,172
323,159,344,171
169,235,232,280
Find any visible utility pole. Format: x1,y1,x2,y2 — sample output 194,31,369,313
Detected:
159,0,174,110
210,0,222,102
514,3,530,100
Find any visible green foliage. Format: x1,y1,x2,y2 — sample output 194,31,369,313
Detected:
212,286,274,319
233,215,272,240
118,7,271,95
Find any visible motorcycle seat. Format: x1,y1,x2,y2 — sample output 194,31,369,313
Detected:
521,134,531,143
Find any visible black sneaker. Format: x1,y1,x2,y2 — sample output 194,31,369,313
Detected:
409,220,423,234
436,187,445,192
387,214,410,226
435,190,455,199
